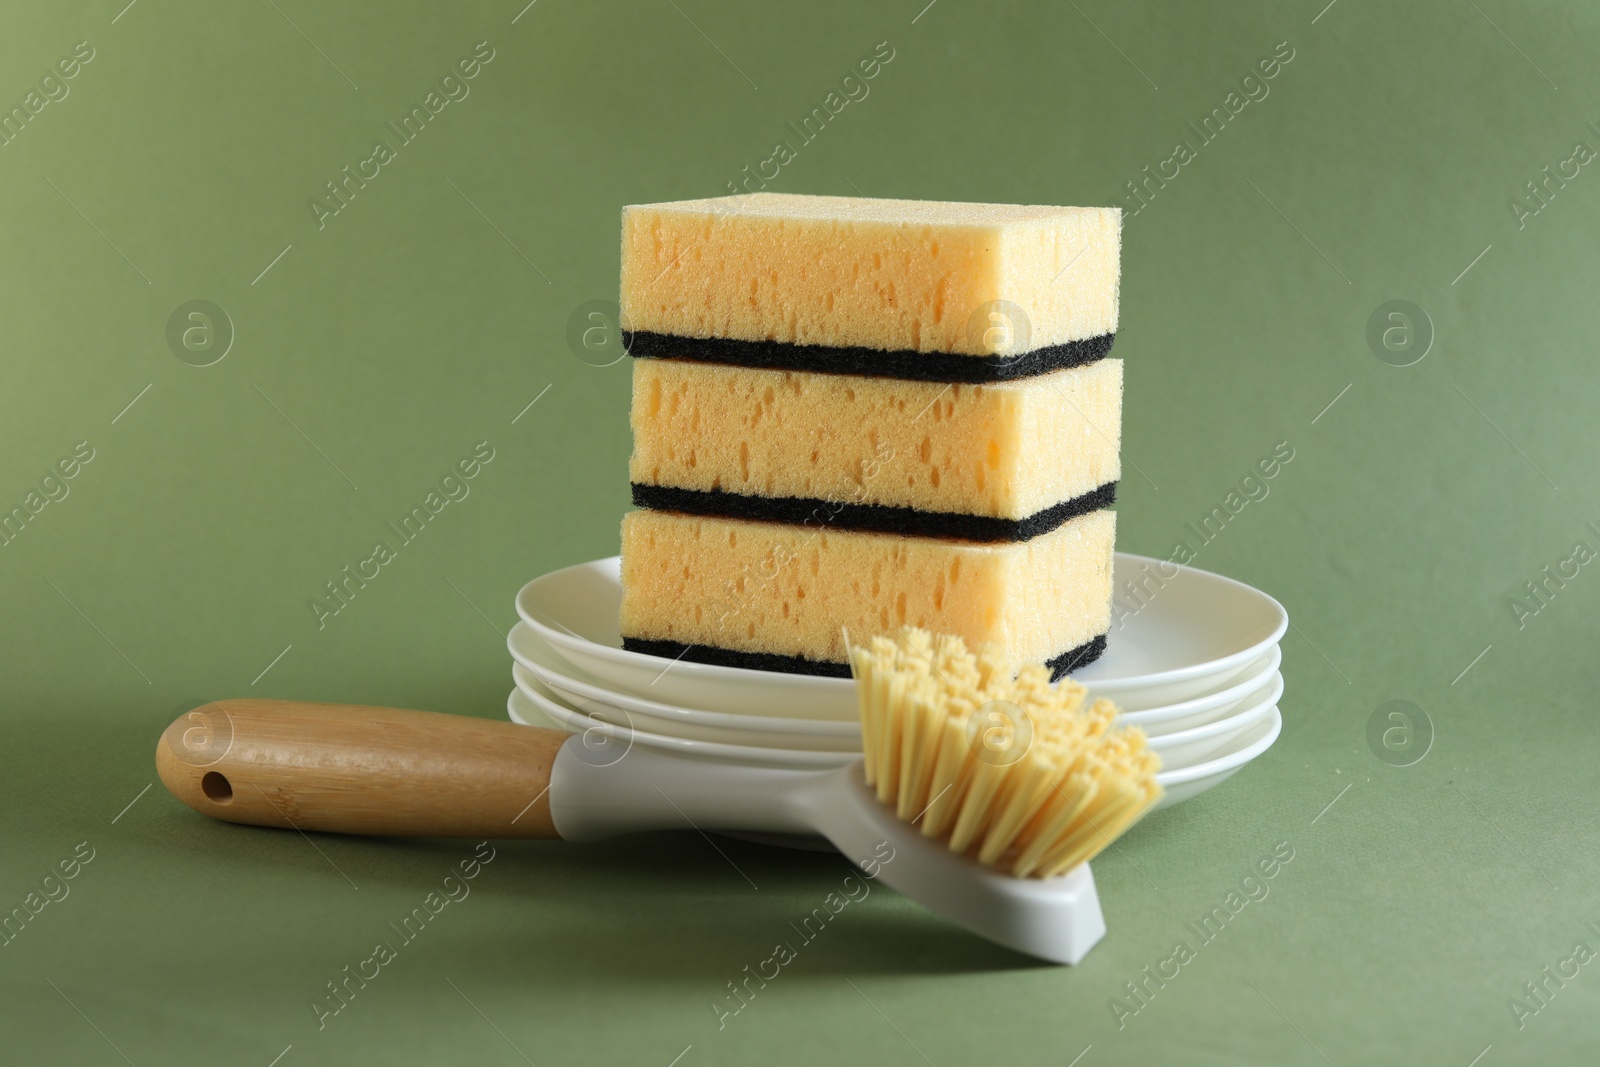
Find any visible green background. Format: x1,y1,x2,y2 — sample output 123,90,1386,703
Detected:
3,0,1597,1063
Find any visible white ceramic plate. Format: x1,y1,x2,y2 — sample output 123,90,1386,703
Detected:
513,613,1276,755
514,554,1288,720
511,660,862,752
513,650,1280,772
509,677,851,769
1143,672,1281,767
1120,646,1280,735
1073,556,1287,704
506,685,1283,810
1150,706,1282,810
513,639,1278,769
508,623,862,748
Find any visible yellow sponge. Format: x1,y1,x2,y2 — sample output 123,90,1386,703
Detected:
619,508,1115,677
629,358,1121,534
620,193,1120,367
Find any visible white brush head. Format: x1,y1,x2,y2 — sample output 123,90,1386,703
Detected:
802,763,1106,965
550,744,1105,964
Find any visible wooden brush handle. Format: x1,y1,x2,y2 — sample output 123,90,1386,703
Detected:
155,700,568,838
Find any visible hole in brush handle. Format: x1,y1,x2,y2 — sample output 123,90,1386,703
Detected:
200,772,232,804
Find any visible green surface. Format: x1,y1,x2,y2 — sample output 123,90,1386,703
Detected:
3,0,1598,1063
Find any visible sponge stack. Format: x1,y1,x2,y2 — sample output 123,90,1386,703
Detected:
618,193,1123,680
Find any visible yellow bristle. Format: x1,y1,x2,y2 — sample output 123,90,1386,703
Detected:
895,685,940,820
849,626,1163,879
921,716,974,836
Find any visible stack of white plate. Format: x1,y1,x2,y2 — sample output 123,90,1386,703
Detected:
505,554,1287,812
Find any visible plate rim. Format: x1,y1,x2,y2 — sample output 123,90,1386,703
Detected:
1118,645,1282,726
510,668,852,767
1143,672,1283,751
508,621,862,736
1154,706,1282,785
